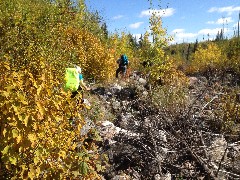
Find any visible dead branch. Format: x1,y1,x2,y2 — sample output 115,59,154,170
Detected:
216,143,228,177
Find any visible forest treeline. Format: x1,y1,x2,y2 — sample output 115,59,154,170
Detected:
0,0,239,179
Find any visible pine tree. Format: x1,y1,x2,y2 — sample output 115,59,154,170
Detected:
101,22,108,39
193,39,198,53
220,29,223,40
138,34,143,48
238,11,240,40
186,43,191,61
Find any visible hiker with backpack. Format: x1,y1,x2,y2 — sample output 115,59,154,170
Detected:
116,54,129,78
65,65,90,99
65,66,91,125
71,66,90,98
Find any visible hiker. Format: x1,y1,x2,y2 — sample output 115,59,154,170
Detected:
116,54,129,78
67,66,91,125
71,66,90,99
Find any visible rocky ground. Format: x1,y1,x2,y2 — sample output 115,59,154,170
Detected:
83,71,240,180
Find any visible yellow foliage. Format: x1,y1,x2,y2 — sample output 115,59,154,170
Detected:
62,27,116,82
224,38,240,74
216,92,240,134
0,0,194,178
190,42,227,73
0,61,103,179
137,13,187,87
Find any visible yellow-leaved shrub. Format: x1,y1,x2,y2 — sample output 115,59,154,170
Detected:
138,12,188,87
224,38,240,74
62,27,116,82
108,32,137,74
0,0,107,179
0,61,104,179
188,42,227,74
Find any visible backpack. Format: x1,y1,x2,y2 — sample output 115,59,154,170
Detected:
121,54,128,66
64,68,79,92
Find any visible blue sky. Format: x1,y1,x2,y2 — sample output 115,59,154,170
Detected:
85,0,240,44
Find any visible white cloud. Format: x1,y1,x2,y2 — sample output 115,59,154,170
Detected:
176,32,197,39
171,29,197,43
171,28,231,43
207,17,234,25
171,29,197,38
207,21,215,24
172,29,185,33
198,28,223,35
140,8,175,17
233,22,239,27
112,15,123,20
129,22,144,29
216,17,234,24
208,6,240,15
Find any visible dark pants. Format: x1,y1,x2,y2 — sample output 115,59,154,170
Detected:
116,66,126,78
71,86,83,99
69,86,83,125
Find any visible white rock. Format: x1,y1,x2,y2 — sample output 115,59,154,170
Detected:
139,78,147,85
113,83,122,90
143,91,148,96
155,173,171,180
82,98,91,107
101,121,114,127
107,92,112,96
158,130,167,142
189,76,198,85
112,174,130,180
209,136,227,162
112,101,121,110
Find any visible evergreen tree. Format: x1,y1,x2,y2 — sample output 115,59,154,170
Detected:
138,34,143,48
128,33,138,50
186,43,191,61
101,22,108,39
238,11,240,40
193,39,198,53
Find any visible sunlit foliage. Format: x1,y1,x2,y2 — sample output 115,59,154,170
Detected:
190,42,227,74
138,12,187,86
0,0,107,179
